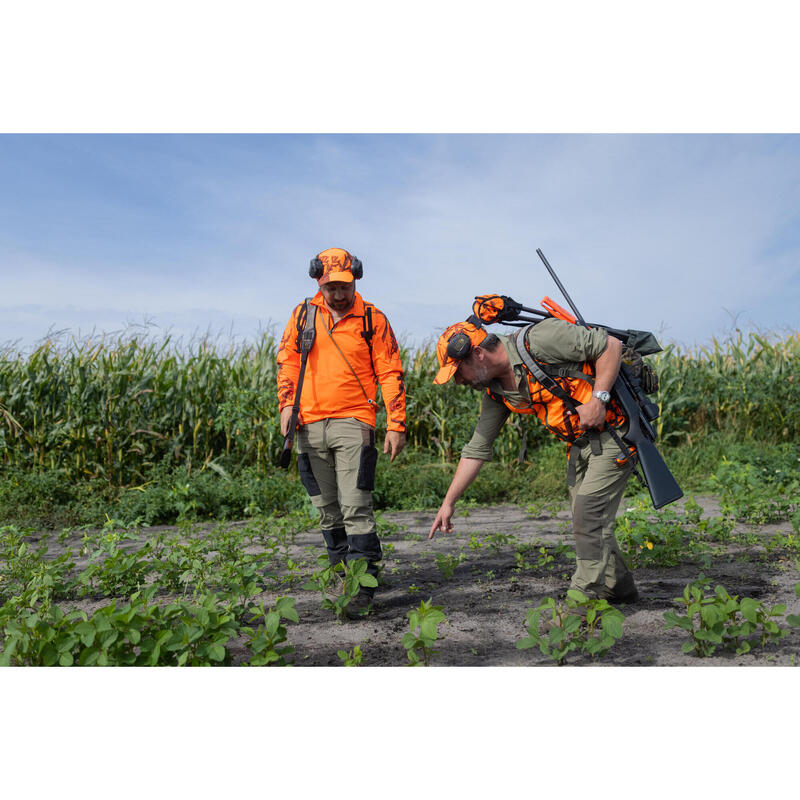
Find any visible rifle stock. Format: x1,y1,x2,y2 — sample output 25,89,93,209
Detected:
279,434,294,469
614,370,683,508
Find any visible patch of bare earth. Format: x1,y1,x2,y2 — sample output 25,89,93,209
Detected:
36,496,800,666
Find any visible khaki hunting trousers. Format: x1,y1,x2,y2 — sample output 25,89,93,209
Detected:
295,417,379,539
567,429,636,600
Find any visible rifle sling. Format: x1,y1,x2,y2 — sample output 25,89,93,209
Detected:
285,299,317,445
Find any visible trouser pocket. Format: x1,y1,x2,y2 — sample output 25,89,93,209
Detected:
297,452,321,496
356,445,378,491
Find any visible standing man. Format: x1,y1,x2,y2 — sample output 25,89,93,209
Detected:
428,315,639,605
277,247,407,617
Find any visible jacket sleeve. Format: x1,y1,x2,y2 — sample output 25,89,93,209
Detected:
276,305,302,411
370,309,407,433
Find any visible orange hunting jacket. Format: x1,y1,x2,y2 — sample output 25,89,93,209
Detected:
277,291,407,433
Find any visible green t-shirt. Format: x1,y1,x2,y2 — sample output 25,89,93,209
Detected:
460,318,608,461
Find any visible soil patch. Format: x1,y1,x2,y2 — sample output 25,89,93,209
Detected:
26,495,800,667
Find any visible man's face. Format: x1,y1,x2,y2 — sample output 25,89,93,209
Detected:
319,281,356,315
454,350,491,391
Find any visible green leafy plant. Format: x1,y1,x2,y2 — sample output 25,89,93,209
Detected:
302,556,377,621
243,597,299,666
484,532,517,554
517,590,625,665
434,551,467,579
76,529,152,597
710,457,800,525
513,544,555,573
663,574,790,657
0,587,242,666
615,498,712,568
403,598,446,666
337,644,364,666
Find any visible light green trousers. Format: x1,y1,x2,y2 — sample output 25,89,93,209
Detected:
567,429,637,600
295,417,378,537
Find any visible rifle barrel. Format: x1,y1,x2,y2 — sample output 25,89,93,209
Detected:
536,249,586,326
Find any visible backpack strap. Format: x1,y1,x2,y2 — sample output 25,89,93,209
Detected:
512,326,580,412
295,298,317,352
512,326,597,448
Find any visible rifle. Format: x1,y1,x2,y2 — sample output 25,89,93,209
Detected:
279,300,316,469
534,248,683,509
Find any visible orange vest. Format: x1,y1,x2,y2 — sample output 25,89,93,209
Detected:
277,292,406,432
491,358,625,443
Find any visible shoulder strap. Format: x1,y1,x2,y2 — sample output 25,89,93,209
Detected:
296,298,317,352
512,326,579,413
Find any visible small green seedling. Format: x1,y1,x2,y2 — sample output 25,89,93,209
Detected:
434,551,467,579
403,598,446,666
337,645,364,666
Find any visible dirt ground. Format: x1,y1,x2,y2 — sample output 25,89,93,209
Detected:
28,495,800,666
260,496,800,667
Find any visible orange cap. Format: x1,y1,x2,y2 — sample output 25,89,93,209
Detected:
433,321,487,385
316,247,356,285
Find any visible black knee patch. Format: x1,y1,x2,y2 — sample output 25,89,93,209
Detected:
297,452,321,496
572,494,606,560
356,445,378,491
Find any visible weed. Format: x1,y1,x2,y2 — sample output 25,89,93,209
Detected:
434,551,467,579
663,574,791,656
243,597,299,666
513,545,555,573
337,645,364,666
403,598,446,666
485,532,517,554
615,498,711,568
302,556,377,621
517,590,624,665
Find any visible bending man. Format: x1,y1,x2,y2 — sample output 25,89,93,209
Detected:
428,316,638,604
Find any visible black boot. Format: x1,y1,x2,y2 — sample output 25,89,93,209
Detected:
321,527,348,567
345,532,382,619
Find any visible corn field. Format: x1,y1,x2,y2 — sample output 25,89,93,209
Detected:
1,327,799,488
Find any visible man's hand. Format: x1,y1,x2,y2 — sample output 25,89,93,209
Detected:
383,430,406,462
280,406,294,437
429,502,455,539
576,397,607,430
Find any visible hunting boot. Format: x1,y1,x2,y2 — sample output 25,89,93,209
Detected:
345,532,382,619
321,527,348,567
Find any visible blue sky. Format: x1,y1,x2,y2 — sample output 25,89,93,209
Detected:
2,133,798,354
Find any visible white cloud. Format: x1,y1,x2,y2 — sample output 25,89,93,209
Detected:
1,135,798,353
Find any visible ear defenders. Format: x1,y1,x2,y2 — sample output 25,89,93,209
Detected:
446,331,474,361
308,252,363,279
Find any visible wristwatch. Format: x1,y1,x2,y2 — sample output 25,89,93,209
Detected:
592,390,611,404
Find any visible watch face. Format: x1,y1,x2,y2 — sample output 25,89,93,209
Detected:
595,391,611,403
